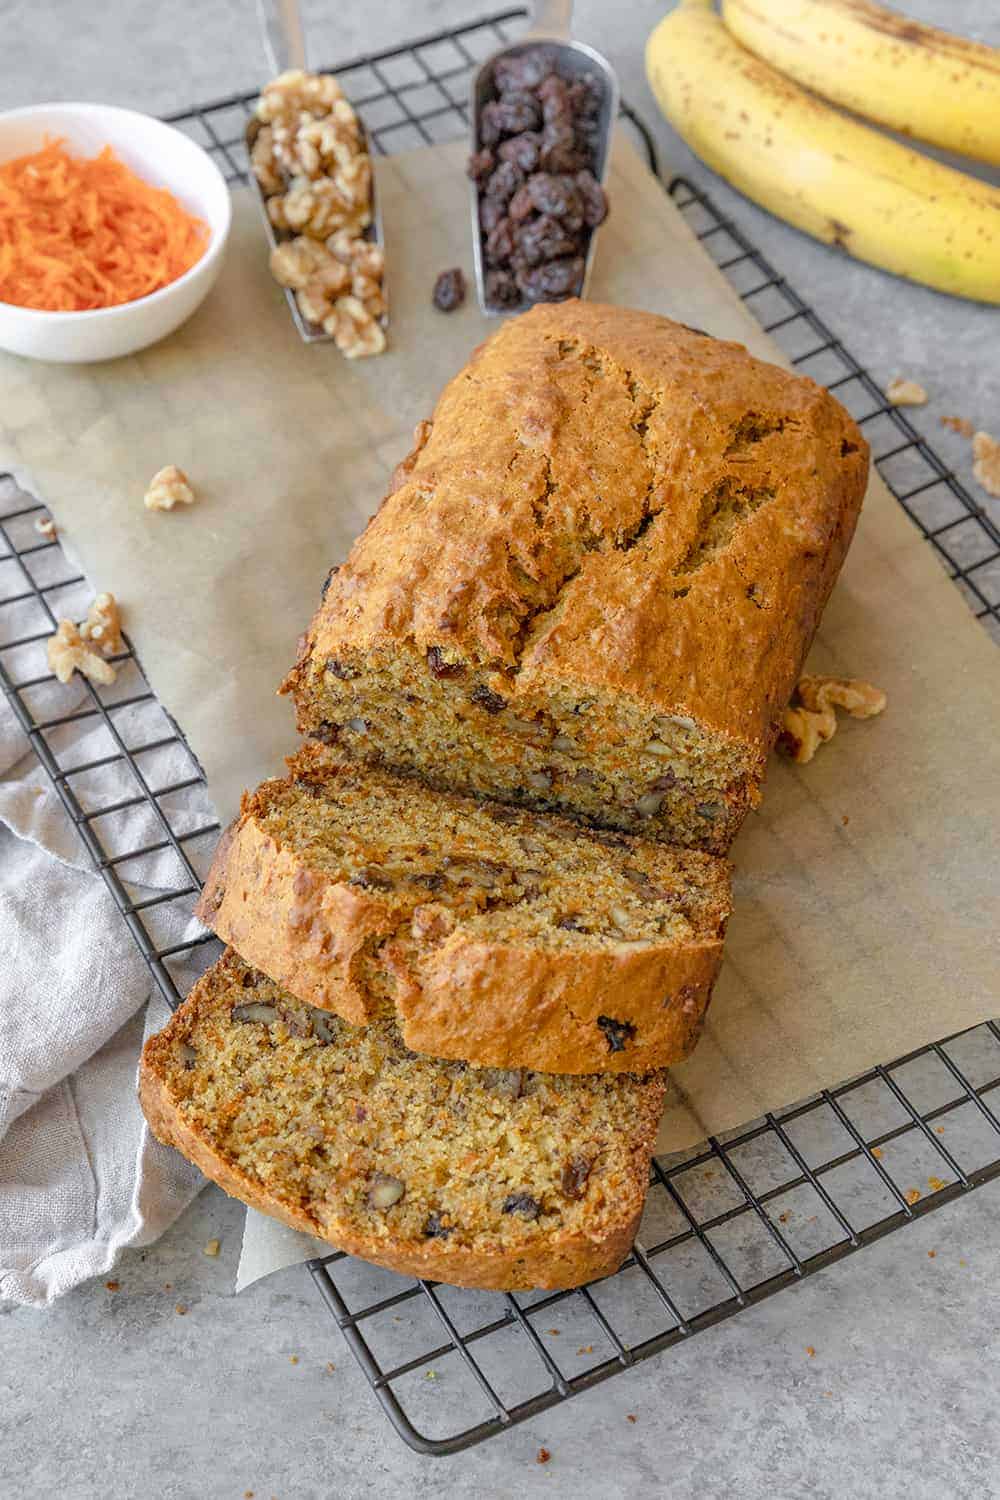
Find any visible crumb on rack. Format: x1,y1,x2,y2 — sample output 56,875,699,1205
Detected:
886,376,927,406
928,1250,937,1259
175,1302,189,1315
536,1448,552,1464
203,1238,221,1257
289,1355,298,1365
972,431,1000,498
577,1345,593,1355
626,1413,637,1424
806,1346,816,1357
904,1188,921,1206
778,674,886,765
928,1176,947,1192
105,1280,120,1292
34,514,57,540
940,414,974,439
144,465,195,511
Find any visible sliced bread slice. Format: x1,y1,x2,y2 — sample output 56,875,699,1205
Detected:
195,745,731,1074
140,950,666,1291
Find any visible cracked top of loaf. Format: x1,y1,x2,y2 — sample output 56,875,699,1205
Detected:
286,301,868,753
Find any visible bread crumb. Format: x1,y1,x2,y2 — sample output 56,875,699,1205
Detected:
144,464,196,511
245,1492,254,1498
104,1280,120,1292
289,1355,299,1365
202,1238,221,1257
935,1126,945,1135
626,1413,637,1424
577,1345,593,1355
425,1369,438,1381
175,1303,188,1315
326,1362,336,1373
871,1147,883,1159
886,376,927,406
972,431,1000,497
927,1249,937,1258
546,1328,560,1336
778,1211,790,1223
940,414,974,439
841,814,849,826
904,1188,921,1206
163,1282,172,1291
927,1176,947,1192
806,1345,816,1357
537,1448,552,1464
34,514,57,540
959,1258,967,1267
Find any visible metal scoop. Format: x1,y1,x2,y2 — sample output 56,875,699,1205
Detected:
470,0,619,317
246,0,386,345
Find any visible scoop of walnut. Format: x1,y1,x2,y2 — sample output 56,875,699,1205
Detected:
779,674,886,765
145,466,195,512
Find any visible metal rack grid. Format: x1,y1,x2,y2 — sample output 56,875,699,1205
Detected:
1,8,998,1459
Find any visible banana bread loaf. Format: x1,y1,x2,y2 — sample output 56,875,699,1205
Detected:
195,745,730,1074
282,301,868,852
140,950,666,1291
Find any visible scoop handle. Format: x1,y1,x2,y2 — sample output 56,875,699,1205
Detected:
255,0,307,75
527,0,573,40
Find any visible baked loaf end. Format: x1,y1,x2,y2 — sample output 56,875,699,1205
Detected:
140,950,666,1292
282,301,869,852
195,745,731,1074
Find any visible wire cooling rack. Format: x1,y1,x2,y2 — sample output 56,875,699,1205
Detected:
2,8,999,1458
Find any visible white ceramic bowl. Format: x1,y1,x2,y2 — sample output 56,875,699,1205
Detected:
0,102,232,363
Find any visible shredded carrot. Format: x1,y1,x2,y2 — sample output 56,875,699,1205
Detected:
0,138,208,312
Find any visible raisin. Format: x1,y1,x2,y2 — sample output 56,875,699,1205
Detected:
557,913,583,931
432,268,466,313
508,184,534,222
485,801,521,824
484,269,521,308
493,47,551,94
597,1015,636,1053
515,213,579,267
485,216,517,266
489,91,542,135
537,74,571,124
471,683,508,714
423,1212,453,1239
478,101,506,147
480,196,505,235
325,658,357,680
575,169,608,228
561,1155,593,1199
426,644,465,678
310,721,340,746
502,1192,541,1220
539,122,581,173
241,971,259,988
516,255,584,300
349,865,394,892
498,131,542,172
525,172,583,222
485,159,524,205
466,147,495,185
650,769,676,791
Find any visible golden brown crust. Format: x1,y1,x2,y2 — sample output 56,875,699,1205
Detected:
282,301,868,758
139,957,664,1291
194,756,730,1074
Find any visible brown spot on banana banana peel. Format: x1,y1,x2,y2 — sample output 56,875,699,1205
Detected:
829,220,852,249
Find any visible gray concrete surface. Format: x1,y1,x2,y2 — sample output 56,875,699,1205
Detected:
4,2,999,1497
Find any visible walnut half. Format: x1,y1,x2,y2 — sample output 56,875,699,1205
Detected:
47,619,117,687
779,674,887,765
144,465,195,512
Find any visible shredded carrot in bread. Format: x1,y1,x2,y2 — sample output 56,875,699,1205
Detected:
0,138,208,311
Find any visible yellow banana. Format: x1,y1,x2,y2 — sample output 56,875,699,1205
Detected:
722,0,1000,167
644,0,1000,304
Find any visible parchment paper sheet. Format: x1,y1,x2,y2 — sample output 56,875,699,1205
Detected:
2,137,997,1286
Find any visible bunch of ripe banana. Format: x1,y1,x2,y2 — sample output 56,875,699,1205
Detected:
645,0,1000,302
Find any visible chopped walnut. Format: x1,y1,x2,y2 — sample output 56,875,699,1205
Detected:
144,465,195,512
254,69,387,356
79,592,124,656
940,414,974,439
46,619,117,687
886,377,928,407
34,514,57,541
972,431,1000,498
779,674,887,765
322,294,386,359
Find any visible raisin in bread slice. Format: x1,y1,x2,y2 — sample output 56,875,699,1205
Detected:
140,951,666,1292
195,745,731,1075
282,301,868,853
